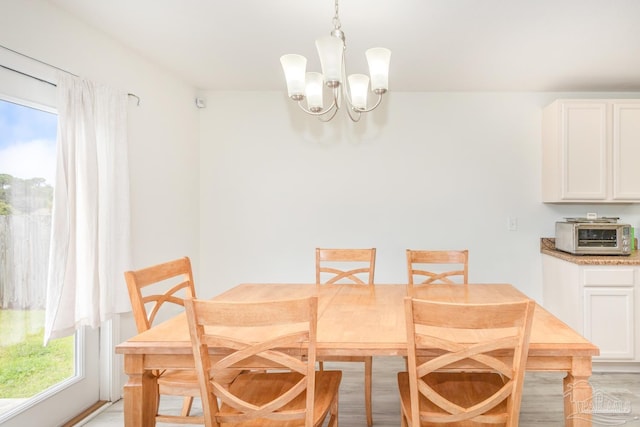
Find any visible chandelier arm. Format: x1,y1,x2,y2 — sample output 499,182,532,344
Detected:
316,88,340,121
295,95,338,116
338,49,360,122
346,106,362,122
351,92,384,114
317,105,340,122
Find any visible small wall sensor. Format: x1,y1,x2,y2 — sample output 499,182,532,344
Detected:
195,97,206,109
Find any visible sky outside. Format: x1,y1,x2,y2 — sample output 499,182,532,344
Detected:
0,99,57,186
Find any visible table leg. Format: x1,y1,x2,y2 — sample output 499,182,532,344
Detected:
123,354,158,427
562,357,593,427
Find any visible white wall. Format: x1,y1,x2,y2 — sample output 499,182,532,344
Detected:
199,90,640,303
1,0,201,400
1,0,200,273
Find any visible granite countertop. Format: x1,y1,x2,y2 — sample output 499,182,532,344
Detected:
540,238,640,265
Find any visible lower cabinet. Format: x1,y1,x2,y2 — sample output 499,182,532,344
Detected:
542,254,639,368
583,285,634,360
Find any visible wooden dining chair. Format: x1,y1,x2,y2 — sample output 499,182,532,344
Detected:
398,297,535,427
315,247,375,427
124,256,203,425
184,295,342,427
406,249,469,290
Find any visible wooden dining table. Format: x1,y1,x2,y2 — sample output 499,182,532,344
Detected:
115,283,599,427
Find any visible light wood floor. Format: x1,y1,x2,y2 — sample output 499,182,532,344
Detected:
81,357,640,426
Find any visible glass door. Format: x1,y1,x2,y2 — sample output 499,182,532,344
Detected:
0,75,102,426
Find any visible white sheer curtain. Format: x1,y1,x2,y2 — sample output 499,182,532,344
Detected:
44,73,132,343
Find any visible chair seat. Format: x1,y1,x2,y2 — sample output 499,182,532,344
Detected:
218,370,342,427
157,370,201,396
398,371,509,427
156,370,205,425
158,368,244,394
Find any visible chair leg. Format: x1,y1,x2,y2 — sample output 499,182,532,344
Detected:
365,356,373,427
328,393,339,427
180,396,194,417
155,386,161,416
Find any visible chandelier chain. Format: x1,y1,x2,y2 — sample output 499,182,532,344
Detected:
332,0,341,30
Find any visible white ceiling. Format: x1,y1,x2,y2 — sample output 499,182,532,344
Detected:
47,0,640,92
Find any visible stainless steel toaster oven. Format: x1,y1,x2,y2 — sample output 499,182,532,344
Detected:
555,217,631,255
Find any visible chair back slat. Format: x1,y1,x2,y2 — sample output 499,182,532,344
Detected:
316,248,376,285
406,249,469,290
124,257,196,332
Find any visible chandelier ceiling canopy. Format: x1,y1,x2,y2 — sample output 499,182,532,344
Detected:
280,0,391,122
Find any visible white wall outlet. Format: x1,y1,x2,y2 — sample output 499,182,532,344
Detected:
507,216,518,231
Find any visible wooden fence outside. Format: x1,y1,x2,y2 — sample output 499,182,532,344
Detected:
0,215,51,310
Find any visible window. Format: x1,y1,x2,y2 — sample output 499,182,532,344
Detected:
0,98,74,417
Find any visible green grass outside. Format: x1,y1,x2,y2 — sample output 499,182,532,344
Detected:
0,310,74,398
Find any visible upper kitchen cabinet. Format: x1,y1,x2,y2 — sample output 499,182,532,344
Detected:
542,99,640,203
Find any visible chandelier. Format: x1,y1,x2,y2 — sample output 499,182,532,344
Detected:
280,0,391,122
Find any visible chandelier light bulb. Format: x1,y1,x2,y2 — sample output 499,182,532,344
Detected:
280,54,307,100
305,72,324,112
315,35,344,87
348,74,369,110
366,48,391,93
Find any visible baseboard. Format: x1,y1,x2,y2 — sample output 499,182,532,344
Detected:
593,362,640,373
61,400,111,427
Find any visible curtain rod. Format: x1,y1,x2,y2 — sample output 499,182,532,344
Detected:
0,44,141,106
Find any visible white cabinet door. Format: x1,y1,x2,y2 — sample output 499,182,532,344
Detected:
612,102,640,200
582,267,636,362
583,287,635,360
560,102,608,200
542,99,640,203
